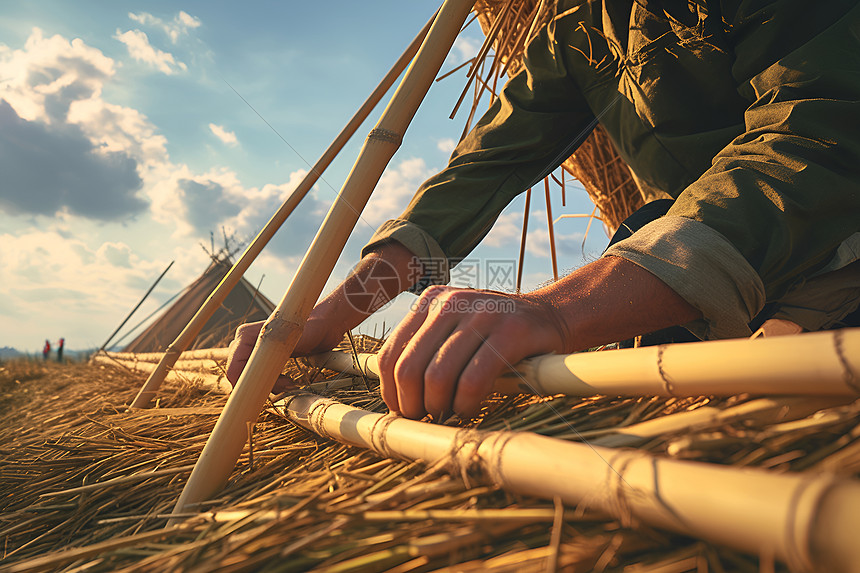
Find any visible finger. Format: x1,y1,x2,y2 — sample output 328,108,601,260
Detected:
226,321,265,386
423,326,486,420
271,375,301,394
236,321,265,344
377,286,445,414
393,302,461,420
453,330,529,419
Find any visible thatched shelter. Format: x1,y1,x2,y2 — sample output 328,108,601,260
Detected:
122,253,276,354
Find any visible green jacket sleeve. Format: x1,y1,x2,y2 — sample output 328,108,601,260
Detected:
606,2,860,338
363,11,597,285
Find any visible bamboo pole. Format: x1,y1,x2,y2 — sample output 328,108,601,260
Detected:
108,348,231,363
92,354,232,395
170,0,476,520
497,327,860,398
306,328,860,399
128,12,437,409
589,396,852,448
274,392,860,572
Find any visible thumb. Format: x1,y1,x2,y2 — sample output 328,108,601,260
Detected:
226,321,265,387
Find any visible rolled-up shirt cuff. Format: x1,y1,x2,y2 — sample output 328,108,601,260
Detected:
361,219,450,293
602,216,765,340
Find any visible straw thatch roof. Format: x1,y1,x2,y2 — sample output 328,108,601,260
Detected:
122,254,276,354
2,347,858,572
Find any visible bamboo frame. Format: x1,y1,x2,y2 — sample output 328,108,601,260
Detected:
128,13,437,409
274,391,860,571
306,328,860,399
169,0,476,519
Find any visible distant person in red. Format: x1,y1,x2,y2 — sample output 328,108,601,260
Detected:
57,338,64,363
42,339,51,361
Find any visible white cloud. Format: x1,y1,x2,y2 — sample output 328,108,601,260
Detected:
361,157,432,227
209,123,238,146
114,29,187,75
436,137,457,156
0,28,332,351
0,28,114,124
128,11,201,43
482,211,522,248
451,36,480,65
526,225,586,259
0,229,171,349
0,29,147,220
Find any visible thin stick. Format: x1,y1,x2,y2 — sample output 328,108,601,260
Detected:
547,496,564,573
100,261,174,352
38,465,196,498
128,11,438,409
169,0,476,521
516,189,531,293
247,422,255,472
544,178,558,281
361,508,581,522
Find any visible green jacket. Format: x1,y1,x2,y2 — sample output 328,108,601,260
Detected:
364,0,860,338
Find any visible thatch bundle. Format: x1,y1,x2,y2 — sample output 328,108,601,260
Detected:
470,0,651,233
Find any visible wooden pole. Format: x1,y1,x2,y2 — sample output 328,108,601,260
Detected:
128,12,437,409
170,0,476,519
276,392,860,572
543,177,558,281
307,327,860,399
516,189,531,293
99,261,174,352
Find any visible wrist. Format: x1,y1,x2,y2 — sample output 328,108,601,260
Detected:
523,289,581,354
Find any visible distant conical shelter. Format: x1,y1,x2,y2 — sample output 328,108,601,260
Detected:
123,254,276,353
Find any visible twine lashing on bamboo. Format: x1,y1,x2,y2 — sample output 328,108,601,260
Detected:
656,345,677,396
782,472,839,573
833,329,860,394
367,128,403,145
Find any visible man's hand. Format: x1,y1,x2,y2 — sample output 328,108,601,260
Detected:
225,240,422,391
377,256,701,420
225,308,347,392
377,286,568,420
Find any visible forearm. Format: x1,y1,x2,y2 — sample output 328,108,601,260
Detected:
313,240,422,333
528,256,701,353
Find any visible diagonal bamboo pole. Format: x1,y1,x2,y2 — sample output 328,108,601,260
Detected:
170,0,476,519
129,12,437,409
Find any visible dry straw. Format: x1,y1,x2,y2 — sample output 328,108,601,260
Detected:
4,355,860,571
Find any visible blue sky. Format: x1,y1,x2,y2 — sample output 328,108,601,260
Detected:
0,2,608,353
